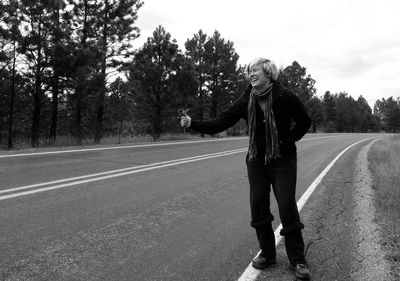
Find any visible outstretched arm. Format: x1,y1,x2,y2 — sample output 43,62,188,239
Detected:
180,85,251,135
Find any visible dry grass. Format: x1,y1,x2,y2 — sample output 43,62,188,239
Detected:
2,133,207,151
369,135,400,210
368,135,400,277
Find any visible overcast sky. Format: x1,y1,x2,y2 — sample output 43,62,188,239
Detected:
131,0,400,107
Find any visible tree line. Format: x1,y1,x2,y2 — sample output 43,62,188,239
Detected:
1,0,399,149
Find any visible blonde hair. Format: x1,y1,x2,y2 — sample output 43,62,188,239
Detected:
246,57,279,81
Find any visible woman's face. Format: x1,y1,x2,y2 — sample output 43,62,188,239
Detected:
248,64,270,89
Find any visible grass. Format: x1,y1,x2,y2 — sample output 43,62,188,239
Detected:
368,134,400,277
369,135,400,210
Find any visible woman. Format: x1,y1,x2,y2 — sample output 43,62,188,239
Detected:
180,57,311,280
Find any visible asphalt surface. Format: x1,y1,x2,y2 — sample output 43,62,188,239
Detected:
254,136,393,281
0,133,384,281
306,139,389,280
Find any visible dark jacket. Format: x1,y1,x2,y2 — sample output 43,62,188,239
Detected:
190,82,311,157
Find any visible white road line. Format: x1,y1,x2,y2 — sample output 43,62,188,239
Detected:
0,148,246,195
0,138,247,158
0,135,350,200
0,135,345,158
0,148,247,201
237,137,375,281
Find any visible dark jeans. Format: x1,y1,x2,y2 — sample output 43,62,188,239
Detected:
246,154,306,265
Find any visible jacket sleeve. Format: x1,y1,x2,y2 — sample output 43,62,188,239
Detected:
190,87,250,135
287,92,311,142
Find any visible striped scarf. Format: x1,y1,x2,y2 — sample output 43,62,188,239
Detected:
248,84,281,163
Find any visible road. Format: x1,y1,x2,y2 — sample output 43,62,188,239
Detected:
0,133,381,281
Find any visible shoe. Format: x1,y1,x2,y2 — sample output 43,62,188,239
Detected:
252,255,276,269
290,263,310,280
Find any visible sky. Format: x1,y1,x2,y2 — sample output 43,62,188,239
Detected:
130,0,400,107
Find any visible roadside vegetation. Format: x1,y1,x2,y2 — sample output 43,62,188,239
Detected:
368,135,400,278
32,133,206,148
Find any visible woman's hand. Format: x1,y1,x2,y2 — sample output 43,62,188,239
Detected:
180,115,191,128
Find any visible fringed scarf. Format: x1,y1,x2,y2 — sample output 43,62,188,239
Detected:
248,84,281,163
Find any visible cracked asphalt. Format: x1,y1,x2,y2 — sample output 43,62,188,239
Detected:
256,139,394,281
2,135,393,281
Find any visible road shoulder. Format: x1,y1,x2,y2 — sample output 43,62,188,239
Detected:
298,139,392,280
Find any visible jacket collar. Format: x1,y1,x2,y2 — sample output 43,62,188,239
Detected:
271,81,284,102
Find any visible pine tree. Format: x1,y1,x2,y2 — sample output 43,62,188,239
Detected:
18,0,55,147
357,95,373,132
203,31,239,118
92,0,143,144
185,29,208,132
128,25,196,140
308,97,324,133
377,97,400,133
108,77,132,143
335,92,360,132
69,0,101,144
322,91,337,132
279,61,316,105
0,0,21,148
48,0,70,144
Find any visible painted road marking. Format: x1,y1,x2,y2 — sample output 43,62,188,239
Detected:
237,138,376,281
0,135,346,158
0,138,248,158
0,148,247,201
0,136,352,201
0,148,246,196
